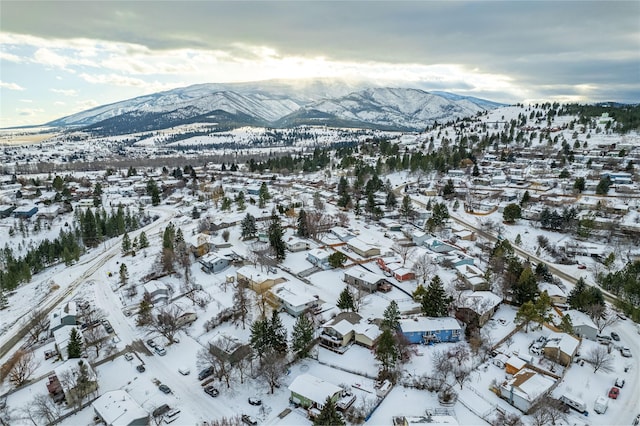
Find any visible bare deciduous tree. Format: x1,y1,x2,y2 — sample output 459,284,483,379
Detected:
31,393,62,425
146,305,190,344
232,283,251,329
412,253,434,285
586,345,614,373
83,325,107,358
197,348,233,388
589,306,618,333
26,309,49,344
258,350,287,394
530,396,568,426
393,243,416,267
7,350,39,388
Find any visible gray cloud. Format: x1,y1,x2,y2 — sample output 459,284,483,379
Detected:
2,1,639,102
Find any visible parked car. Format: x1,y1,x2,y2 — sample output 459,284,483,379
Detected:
577,264,587,269
248,397,262,406
147,339,157,348
152,404,171,417
241,415,258,426
159,384,171,394
615,378,625,388
124,352,134,361
136,364,146,373
621,347,632,357
608,387,620,399
198,367,214,380
204,385,219,397
633,414,640,426
178,366,190,375
610,331,620,341
155,346,167,356
163,408,181,424
597,335,612,344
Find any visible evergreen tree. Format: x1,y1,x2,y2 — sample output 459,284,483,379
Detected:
559,313,574,334
336,287,355,311
502,203,522,223
385,190,397,209
327,251,347,268
258,182,270,208
0,287,8,310
381,301,401,330
81,208,99,247
421,276,452,317
412,284,427,303
250,317,270,358
235,191,246,211
441,179,455,199
297,209,310,238
137,293,153,326
399,195,415,222
567,277,604,312
427,202,449,231
291,314,315,357
513,267,539,305
138,231,149,249
375,328,399,372
241,213,257,239
337,177,351,209
268,209,286,261
269,310,288,354
67,328,83,358
121,232,131,254
595,176,611,195
52,175,64,192
93,182,103,207
221,197,232,211
146,178,160,206
515,301,538,332
313,396,345,426
119,263,128,287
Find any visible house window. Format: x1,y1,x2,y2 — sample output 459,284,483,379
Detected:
452,330,460,336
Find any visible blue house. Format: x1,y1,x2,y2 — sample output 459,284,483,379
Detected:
12,205,38,219
307,248,332,269
399,317,462,344
425,238,457,253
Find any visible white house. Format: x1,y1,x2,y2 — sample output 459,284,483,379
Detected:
563,309,598,341
143,280,170,305
268,282,318,316
499,368,556,413
92,390,148,426
285,237,311,253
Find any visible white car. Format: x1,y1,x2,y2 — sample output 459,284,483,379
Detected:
124,352,134,361
621,347,632,357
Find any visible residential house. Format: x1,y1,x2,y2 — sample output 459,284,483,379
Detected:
52,325,81,361
236,265,286,293
425,238,457,253
399,317,462,344
543,332,580,366
499,368,556,413
307,248,332,269
288,373,355,415
331,227,355,242
410,231,429,246
388,264,415,282
319,311,380,352
198,252,232,273
454,291,502,327
51,360,99,407
49,301,78,336
0,205,15,218
12,205,38,219
343,267,390,293
538,283,567,306
346,238,380,258
376,256,402,275
268,282,318,317
92,390,149,426
143,280,170,305
208,333,251,364
189,232,213,257
286,237,311,253
455,264,488,291
563,309,598,341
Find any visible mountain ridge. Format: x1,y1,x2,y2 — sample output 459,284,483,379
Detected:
46,80,504,135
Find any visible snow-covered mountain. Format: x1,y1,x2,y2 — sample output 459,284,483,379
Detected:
47,80,503,135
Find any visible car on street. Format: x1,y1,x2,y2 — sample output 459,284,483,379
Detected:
248,397,262,406
621,347,632,357
136,364,146,373
147,339,157,348
204,385,219,397
152,404,171,418
241,415,258,426
155,346,166,356
608,387,620,399
159,384,171,394
611,331,620,341
633,413,640,426
124,352,134,361
577,264,587,269
615,378,625,388
198,367,214,380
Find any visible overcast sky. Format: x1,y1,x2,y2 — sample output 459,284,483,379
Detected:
1,1,638,127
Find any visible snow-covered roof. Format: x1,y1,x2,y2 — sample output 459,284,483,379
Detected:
307,247,331,260
271,282,317,308
92,390,148,426
344,267,385,285
544,332,580,355
539,282,566,298
506,355,527,370
143,280,168,294
399,317,461,333
288,373,342,405
347,237,377,252
457,291,502,315
236,265,282,283
563,309,597,329
54,360,97,393
502,368,556,402
353,322,382,341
